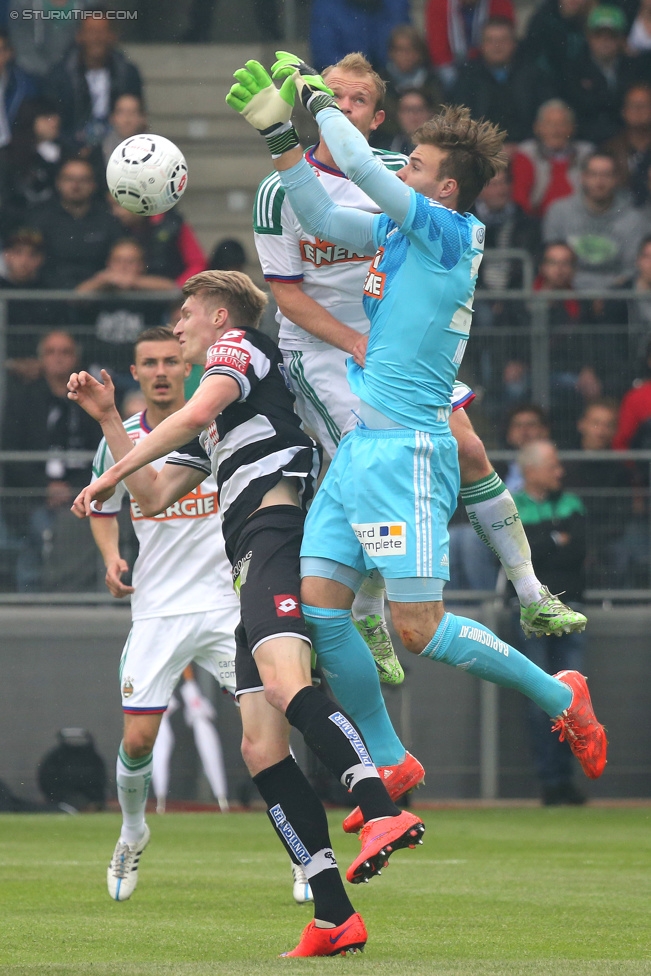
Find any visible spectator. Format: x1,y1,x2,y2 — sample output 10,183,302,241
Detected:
387,89,436,155
574,397,621,453
522,0,591,78
2,330,99,592
564,400,632,513
613,336,651,448
2,329,98,489
451,18,555,144
75,237,177,389
376,26,442,145
76,236,177,295
498,404,551,493
101,92,146,167
182,0,281,43
511,440,587,806
535,240,630,439
208,237,246,272
0,228,56,370
639,156,651,209
563,5,646,144
44,10,142,148
8,0,84,79
309,0,410,73
0,28,38,150
27,156,122,288
543,152,645,288
2,329,101,592
2,97,69,233
627,0,651,54
0,226,45,292
425,0,515,89
511,100,594,219
602,83,651,202
627,235,651,359
107,197,207,287
474,169,541,282
466,167,540,415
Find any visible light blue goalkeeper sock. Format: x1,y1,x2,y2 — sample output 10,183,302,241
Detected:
421,612,572,717
302,604,405,767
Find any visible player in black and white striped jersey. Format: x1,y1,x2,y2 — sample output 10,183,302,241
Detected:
168,320,320,563
70,270,425,957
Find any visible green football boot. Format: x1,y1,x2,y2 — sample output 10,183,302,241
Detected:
520,586,587,638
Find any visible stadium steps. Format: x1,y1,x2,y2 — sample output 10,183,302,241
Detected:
124,43,314,271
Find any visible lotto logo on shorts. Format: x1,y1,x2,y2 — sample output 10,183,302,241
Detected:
274,594,301,617
352,521,407,556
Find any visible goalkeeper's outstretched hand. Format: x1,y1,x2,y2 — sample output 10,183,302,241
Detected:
225,59,295,130
271,51,339,119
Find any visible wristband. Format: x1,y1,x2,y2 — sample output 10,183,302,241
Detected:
262,121,300,158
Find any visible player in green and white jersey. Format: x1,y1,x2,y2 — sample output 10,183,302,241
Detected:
82,327,240,903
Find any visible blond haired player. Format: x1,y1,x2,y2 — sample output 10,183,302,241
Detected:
71,272,427,957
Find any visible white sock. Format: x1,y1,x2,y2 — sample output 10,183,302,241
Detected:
116,742,152,844
352,569,386,622
460,473,542,605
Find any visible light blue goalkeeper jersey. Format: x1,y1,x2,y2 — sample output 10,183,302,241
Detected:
278,106,486,433
349,198,485,431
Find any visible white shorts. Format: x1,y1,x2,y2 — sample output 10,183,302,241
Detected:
119,606,239,712
282,345,359,459
282,345,474,459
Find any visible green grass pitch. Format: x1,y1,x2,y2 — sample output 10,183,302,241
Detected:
1,807,650,975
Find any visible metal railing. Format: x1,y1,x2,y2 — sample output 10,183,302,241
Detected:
1,284,651,599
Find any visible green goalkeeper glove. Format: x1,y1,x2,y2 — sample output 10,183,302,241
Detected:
271,51,339,119
225,59,300,157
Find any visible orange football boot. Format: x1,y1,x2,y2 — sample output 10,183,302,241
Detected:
346,810,425,884
281,913,367,957
343,751,425,834
552,670,607,779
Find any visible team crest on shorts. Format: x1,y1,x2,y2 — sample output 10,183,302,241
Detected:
274,594,301,617
122,677,134,698
352,521,407,556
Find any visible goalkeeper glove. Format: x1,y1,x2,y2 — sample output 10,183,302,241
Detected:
225,60,300,157
271,51,339,119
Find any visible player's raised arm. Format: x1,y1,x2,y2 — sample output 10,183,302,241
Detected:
271,53,413,228
71,373,239,517
226,59,378,254
68,369,140,462
68,369,199,520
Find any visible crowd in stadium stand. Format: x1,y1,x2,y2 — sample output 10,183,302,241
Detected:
0,0,650,593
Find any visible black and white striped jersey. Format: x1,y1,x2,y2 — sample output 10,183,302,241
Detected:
167,327,321,560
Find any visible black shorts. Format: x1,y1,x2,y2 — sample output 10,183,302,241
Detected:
231,504,311,697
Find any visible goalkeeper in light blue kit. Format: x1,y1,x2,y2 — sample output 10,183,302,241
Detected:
226,57,607,823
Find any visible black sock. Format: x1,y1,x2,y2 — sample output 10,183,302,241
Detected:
253,755,354,926
285,686,401,824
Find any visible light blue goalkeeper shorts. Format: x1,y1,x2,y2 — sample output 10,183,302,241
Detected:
301,419,459,581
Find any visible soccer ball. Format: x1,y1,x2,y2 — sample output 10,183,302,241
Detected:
106,133,188,216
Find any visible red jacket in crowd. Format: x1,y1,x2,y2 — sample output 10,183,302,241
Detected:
425,0,515,71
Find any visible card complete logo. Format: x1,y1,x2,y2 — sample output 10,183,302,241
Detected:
352,521,407,556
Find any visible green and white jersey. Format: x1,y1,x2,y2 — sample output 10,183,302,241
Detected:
254,146,408,352
91,411,237,622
